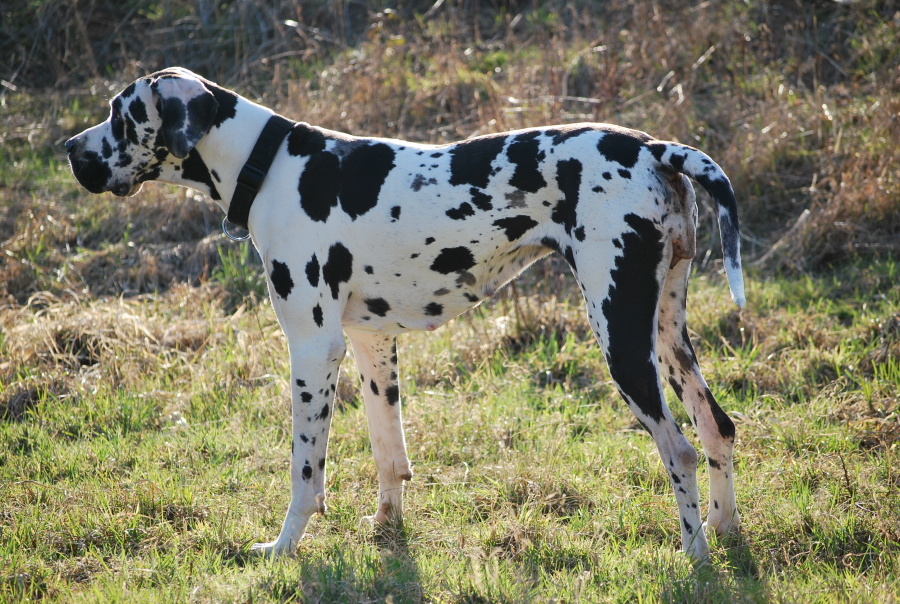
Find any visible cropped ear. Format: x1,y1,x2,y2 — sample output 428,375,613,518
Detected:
151,70,219,158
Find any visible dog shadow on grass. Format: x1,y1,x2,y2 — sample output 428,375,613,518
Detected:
659,531,766,603
231,520,423,602
368,519,424,599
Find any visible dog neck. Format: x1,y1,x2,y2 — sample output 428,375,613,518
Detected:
225,114,295,230
158,95,281,220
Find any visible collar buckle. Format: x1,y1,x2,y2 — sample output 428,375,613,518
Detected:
236,163,266,192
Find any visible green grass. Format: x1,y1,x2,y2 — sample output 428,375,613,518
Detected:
2,261,898,602
2,1,899,600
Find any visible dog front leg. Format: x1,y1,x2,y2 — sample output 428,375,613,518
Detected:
252,331,347,556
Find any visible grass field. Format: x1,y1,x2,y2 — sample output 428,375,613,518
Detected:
2,1,899,602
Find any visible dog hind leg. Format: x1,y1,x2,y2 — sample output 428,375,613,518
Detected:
658,259,740,537
573,226,710,560
347,329,412,525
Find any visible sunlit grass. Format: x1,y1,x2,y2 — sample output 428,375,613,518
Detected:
2,258,898,602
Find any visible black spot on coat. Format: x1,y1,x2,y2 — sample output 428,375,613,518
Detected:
597,131,645,169
322,243,353,299
493,215,538,241
469,188,493,211
299,152,341,222
411,174,437,191
124,116,139,146
541,237,561,253
669,152,688,172
339,143,396,219
288,123,327,156
365,297,391,317
181,149,220,199
312,304,324,327
448,134,507,188
270,260,294,299
209,85,239,129
385,385,399,406
704,388,736,440
446,202,475,220
601,214,666,423
129,97,148,124
424,302,443,316
545,125,594,145
507,131,547,193
430,247,476,275
306,254,320,287
574,226,586,241
667,376,684,400
111,99,126,140
161,92,217,158
552,158,582,237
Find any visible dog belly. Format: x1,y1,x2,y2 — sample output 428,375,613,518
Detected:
340,242,553,334
341,276,482,333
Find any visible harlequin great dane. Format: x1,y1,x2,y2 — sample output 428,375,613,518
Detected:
66,67,745,560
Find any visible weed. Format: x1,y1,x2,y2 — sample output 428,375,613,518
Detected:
210,243,266,309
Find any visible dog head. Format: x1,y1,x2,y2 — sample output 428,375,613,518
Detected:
66,67,219,196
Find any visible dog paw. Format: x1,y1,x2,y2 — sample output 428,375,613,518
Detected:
361,499,404,527
250,538,296,558
682,535,711,563
250,541,280,557
704,511,741,538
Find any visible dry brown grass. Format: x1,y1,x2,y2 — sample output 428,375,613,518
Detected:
3,1,898,310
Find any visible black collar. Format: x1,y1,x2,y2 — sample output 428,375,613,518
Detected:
225,114,295,230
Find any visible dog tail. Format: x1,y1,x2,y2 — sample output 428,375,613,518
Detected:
647,142,745,308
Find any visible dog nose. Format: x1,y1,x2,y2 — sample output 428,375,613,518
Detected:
65,137,77,153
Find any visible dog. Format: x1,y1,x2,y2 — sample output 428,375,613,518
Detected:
67,67,744,559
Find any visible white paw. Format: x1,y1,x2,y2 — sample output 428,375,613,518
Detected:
361,502,401,529
704,511,741,538
250,539,294,558
683,530,711,562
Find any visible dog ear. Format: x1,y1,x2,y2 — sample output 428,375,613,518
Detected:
151,70,219,159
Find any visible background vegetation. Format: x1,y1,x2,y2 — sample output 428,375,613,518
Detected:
1,0,898,601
